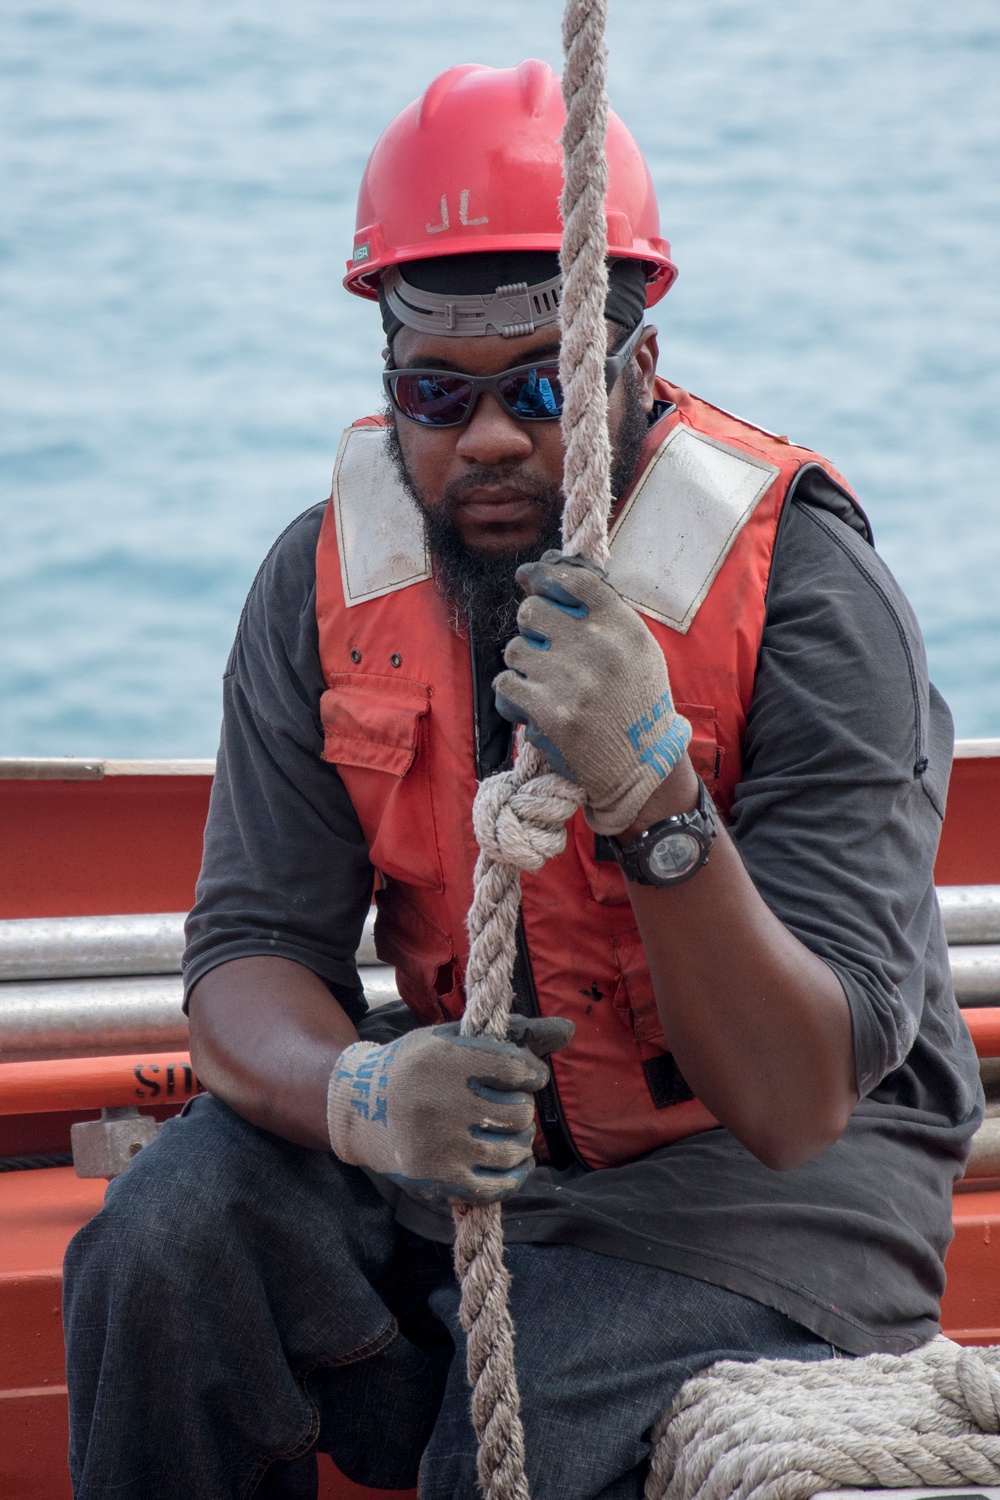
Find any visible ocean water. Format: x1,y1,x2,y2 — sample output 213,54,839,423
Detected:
1,0,998,754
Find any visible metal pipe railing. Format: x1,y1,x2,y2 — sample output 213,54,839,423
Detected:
948,946,1000,1007
937,886,1000,945
0,976,187,1058
0,960,402,1060
0,913,187,982
4,893,998,983
3,896,1000,1061
0,909,379,982
964,1116,1000,1179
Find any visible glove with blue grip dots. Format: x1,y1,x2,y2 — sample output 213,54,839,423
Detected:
326,1014,574,1204
494,552,692,836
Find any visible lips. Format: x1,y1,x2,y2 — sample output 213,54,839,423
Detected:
454,488,542,526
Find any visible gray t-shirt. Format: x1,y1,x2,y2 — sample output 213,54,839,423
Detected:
184,463,982,1357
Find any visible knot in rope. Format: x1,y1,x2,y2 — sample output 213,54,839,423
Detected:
472,764,585,873
451,4,614,1494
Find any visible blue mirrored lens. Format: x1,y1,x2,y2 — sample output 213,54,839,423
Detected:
501,367,562,419
393,373,473,425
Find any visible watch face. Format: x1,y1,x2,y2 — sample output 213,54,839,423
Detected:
647,829,703,882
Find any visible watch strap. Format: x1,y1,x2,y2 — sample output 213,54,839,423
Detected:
602,777,717,886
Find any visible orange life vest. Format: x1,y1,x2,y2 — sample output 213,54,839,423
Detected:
315,378,860,1170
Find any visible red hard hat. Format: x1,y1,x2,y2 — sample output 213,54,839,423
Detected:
344,60,677,307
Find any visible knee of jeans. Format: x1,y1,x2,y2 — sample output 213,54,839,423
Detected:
67,1095,280,1276
132,1090,265,1183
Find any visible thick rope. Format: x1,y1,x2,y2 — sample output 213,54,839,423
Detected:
645,1338,1000,1500
451,3,612,1497
449,9,1000,1500
559,0,612,566
453,759,584,1500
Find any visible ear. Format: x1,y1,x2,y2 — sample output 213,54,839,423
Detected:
634,326,659,413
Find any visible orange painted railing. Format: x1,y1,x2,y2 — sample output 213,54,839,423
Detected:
0,1052,198,1115
4,1013,1000,1123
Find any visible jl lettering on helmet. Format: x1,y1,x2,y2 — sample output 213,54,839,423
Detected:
427,190,490,235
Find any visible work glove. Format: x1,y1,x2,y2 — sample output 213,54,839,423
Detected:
493,552,692,836
326,1014,574,1204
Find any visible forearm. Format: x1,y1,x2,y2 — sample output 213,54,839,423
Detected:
624,757,858,1169
188,955,360,1149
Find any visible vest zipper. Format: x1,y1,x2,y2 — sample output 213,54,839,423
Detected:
468,630,588,1172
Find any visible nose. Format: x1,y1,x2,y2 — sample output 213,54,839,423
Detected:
455,392,535,467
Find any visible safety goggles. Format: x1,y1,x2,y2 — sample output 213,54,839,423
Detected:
382,319,646,429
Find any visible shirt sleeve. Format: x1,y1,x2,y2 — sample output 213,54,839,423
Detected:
730,489,958,1099
182,502,374,1021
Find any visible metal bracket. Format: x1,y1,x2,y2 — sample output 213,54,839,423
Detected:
71,1106,159,1178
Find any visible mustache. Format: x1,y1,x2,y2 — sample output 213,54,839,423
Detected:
436,464,563,521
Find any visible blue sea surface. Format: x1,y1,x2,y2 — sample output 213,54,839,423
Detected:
1,0,998,753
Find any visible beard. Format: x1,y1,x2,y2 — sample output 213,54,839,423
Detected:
383,364,650,646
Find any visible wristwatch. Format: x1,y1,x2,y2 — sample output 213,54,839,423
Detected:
603,777,718,887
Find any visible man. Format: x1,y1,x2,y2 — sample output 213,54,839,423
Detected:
64,60,982,1500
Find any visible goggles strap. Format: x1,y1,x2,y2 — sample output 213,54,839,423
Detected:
382,264,563,339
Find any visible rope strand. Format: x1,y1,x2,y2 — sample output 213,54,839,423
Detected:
560,0,612,564
451,2,612,1495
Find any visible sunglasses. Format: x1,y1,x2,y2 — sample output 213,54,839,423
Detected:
383,320,646,429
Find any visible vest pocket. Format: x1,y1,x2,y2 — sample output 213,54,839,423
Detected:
373,881,461,1025
320,672,445,891
674,701,723,798
610,927,695,1110
321,672,430,775
573,812,630,905
611,927,666,1045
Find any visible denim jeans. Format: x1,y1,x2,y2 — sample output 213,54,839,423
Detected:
64,1094,835,1500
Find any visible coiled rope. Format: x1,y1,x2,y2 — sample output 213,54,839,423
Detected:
452,5,1000,1499
645,1338,1000,1500
451,4,613,1498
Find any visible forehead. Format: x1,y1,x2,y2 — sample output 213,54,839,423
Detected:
391,324,561,376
